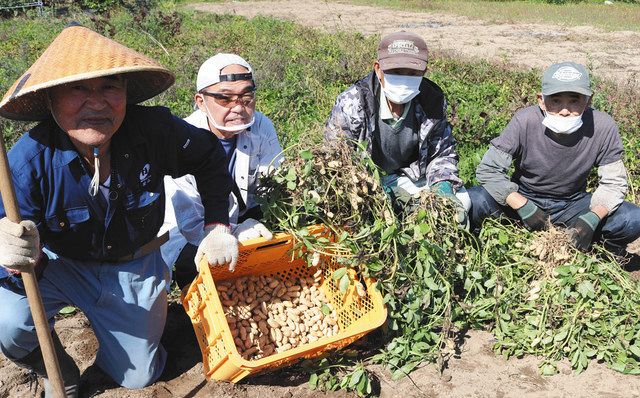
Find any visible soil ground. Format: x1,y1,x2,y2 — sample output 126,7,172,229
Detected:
191,0,640,89
3,299,640,397
2,1,640,397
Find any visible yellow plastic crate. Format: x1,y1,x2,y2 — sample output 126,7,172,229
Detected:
181,225,387,383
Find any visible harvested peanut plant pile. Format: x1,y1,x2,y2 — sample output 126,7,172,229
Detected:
258,140,477,391
258,140,640,395
464,219,640,375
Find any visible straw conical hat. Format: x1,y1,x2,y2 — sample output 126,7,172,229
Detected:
0,24,175,121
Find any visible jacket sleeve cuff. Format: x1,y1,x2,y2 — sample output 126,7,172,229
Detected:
476,145,518,205
590,160,628,213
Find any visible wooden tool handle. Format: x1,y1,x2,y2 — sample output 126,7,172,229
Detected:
0,133,66,398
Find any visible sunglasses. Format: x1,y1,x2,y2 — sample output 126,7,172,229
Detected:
200,88,256,108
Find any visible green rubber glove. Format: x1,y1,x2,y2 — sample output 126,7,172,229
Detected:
432,181,469,230
570,211,601,251
516,200,549,231
432,181,455,197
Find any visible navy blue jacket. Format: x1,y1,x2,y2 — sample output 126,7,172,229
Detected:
0,105,231,267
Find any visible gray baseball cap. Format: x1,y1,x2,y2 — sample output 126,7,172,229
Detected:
377,31,428,72
541,61,592,96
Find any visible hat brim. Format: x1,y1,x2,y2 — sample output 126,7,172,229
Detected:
0,67,174,121
0,25,176,121
542,86,593,97
379,58,427,72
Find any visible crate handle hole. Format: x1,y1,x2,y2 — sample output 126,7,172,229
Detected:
254,240,290,251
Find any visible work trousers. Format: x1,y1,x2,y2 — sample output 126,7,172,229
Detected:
0,249,169,389
468,186,640,253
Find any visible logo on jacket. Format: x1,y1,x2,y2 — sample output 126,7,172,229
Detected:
139,163,151,187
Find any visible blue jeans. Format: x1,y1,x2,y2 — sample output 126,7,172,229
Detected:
0,249,169,389
468,186,640,253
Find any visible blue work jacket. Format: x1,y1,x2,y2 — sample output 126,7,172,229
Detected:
0,105,231,273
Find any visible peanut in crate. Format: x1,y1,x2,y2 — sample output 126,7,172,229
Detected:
219,273,339,360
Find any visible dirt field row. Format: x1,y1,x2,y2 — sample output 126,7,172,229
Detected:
191,0,640,89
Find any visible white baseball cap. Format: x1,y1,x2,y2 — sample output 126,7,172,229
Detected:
196,53,253,92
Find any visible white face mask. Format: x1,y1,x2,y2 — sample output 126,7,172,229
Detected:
380,73,422,104
201,102,254,135
208,116,255,134
542,111,583,135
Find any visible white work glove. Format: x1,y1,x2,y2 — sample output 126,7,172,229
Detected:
233,218,273,242
0,217,40,272
628,236,640,255
195,224,238,272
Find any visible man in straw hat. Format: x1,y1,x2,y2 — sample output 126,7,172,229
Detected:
468,61,640,258
160,53,284,290
0,24,238,395
324,31,469,226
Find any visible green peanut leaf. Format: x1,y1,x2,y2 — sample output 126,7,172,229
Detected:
339,274,350,294
299,149,313,160
285,167,296,181
58,306,76,315
577,281,595,299
356,373,370,396
308,373,318,389
629,345,640,359
332,267,347,281
349,368,363,388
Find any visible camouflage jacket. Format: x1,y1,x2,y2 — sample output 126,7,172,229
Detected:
324,72,462,189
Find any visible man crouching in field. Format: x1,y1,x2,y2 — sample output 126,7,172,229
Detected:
324,31,470,226
0,24,235,396
468,61,640,260
160,53,284,289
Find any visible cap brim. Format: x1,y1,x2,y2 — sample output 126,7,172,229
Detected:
379,58,427,72
542,86,593,97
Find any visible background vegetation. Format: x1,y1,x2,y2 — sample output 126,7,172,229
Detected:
170,0,640,32
1,2,639,394
1,1,638,197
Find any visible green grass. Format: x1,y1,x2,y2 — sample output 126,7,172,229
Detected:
0,4,638,193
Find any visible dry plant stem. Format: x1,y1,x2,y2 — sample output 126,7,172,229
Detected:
436,302,453,374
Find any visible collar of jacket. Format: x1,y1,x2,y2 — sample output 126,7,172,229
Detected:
358,71,446,120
